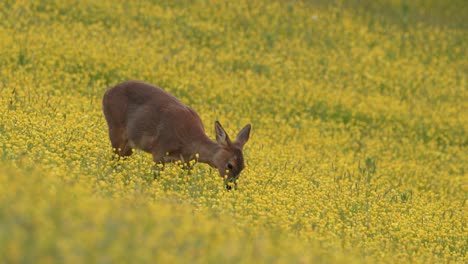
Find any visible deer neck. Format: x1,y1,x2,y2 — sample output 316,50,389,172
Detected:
193,136,220,167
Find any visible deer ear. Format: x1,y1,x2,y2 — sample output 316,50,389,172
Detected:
236,124,251,148
215,121,231,146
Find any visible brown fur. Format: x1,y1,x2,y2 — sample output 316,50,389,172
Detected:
102,80,251,187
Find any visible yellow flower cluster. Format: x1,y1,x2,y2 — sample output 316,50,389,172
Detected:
0,0,466,263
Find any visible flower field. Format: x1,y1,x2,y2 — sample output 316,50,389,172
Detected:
0,0,466,263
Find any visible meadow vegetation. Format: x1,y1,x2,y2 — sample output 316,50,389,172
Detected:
0,0,466,262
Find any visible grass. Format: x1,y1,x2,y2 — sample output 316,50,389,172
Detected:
0,0,466,263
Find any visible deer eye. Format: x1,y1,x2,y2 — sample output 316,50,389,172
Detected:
227,163,234,170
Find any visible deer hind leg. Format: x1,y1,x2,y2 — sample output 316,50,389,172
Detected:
151,151,167,178
108,127,133,157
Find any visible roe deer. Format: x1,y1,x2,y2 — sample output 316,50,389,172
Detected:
102,80,251,190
